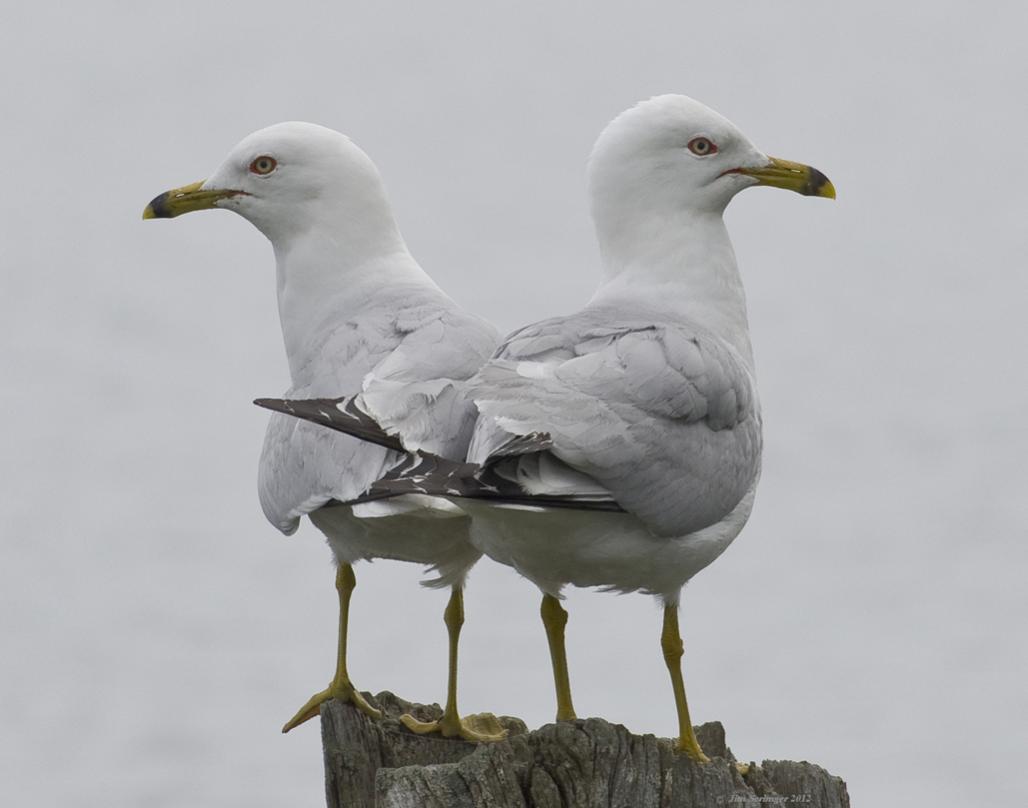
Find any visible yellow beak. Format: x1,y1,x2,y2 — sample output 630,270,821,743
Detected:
736,157,836,199
142,181,245,219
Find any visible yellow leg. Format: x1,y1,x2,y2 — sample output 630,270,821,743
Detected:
661,604,709,762
282,563,381,733
541,594,577,721
400,586,507,742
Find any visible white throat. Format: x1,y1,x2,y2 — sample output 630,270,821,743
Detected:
589,208,754,368
268,214,432,386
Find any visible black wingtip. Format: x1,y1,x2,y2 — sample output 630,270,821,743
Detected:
251,395,408,453
254,397,288,412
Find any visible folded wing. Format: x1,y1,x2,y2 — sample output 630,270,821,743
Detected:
467,308,762,537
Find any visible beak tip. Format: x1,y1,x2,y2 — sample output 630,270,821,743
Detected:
744,158,836,200
141,181,213,220
808,168,836,200
142,191,173,220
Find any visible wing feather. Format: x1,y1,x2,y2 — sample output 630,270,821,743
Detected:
257,301,496,532
466,308,762,536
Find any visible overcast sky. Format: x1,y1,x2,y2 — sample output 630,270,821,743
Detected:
2,3,1026,806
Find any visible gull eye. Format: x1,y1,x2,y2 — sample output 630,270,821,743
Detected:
687,137,718,157
249,155,277,175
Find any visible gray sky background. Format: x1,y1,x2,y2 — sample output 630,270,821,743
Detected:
2,2,1026,806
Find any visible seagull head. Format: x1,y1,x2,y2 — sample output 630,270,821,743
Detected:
143,122,401,246
588,94,835,223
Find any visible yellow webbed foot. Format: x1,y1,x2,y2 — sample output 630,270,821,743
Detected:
394,586,507,743
676,733,711,764
399,710,508,742
282,563,382,733
282,679,382,733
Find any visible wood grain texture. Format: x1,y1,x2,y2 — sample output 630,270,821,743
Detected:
319,692,849,808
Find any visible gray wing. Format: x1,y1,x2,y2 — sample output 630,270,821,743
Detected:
467,311,761,537
258,302,497,534
258,322,395,535
357,308,498,457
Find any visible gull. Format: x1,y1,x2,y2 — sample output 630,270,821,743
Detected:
142,122,504,741
257,95,835,760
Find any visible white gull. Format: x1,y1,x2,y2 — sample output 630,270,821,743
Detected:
144,122,503,741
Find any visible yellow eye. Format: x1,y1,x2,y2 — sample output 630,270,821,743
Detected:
687,137,718,156
249,155,277,175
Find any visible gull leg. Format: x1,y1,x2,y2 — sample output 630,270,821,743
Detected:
541,593,577,721
661,602,709,762
282,563,381,733
400,586,507,742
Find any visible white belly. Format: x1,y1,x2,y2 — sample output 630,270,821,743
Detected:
309,494,481,588
460,484,757,599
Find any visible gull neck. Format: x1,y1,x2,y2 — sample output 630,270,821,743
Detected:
590,209,754,368
271,223,431,387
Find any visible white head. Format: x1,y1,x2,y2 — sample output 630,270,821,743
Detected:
144,122,405,253
588,95,834,256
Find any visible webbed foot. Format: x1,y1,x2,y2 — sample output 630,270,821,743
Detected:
282,678,382,733
399,710,507,742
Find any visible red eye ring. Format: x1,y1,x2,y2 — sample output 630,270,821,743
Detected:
687,137,718,156
249,155,277,175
